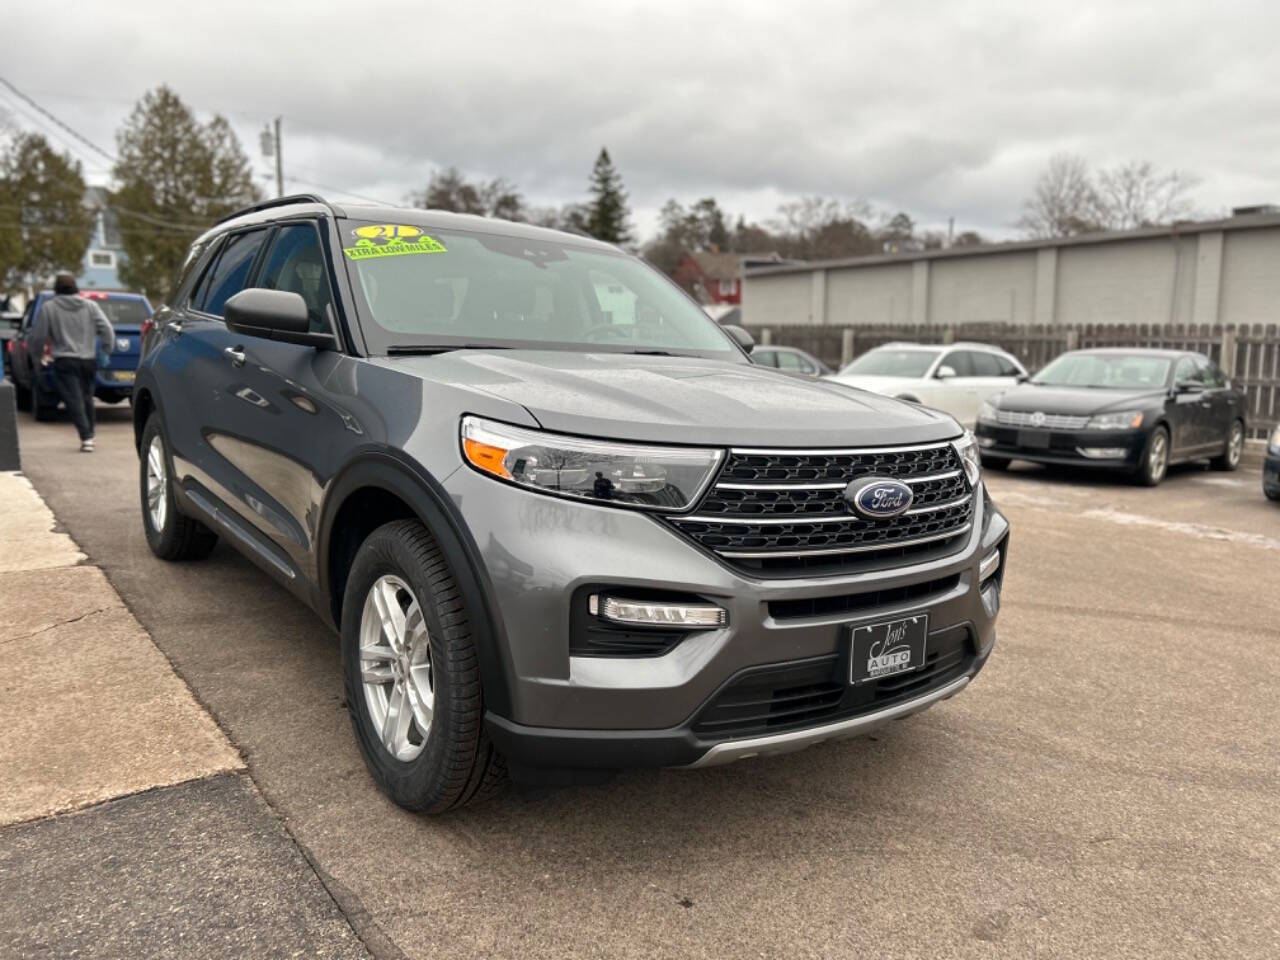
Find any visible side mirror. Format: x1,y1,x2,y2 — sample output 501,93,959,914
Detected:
935,364,957,380
723,324,754,354
1175,380,1204,394
1016,373,1030,384
225,288,332,348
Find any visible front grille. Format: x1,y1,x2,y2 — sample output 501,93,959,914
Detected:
767,573,961,621
692,625,974,740
993,410,1089,429
666,442,974,576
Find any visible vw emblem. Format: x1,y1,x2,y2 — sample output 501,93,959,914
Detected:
1029,411,1047,427
844,476,914,519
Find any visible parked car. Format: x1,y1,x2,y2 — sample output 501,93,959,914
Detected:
1264,424,1280,501
134,195,1008,812
750,345,833,378
827,342,1027,426
974,348,1246,486
9,290,151,419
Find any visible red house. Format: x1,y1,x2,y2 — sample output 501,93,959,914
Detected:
671,251,787,305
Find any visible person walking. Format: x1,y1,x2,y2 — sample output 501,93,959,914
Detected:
28,274,114,452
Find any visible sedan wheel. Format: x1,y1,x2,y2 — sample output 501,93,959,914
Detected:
1211,420,1244,472
1137,426,1169,486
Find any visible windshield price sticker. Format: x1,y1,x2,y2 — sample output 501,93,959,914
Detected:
344,224,447,260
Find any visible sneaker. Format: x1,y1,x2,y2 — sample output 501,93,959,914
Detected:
80,439,95,453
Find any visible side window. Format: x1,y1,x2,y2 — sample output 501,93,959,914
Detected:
775,351,805,371
754,350,778,368
257,223,335,333
994,354,1023,377
1174,357,1197,384
194,229,268,317
969,351,1003,377
941,351,974,377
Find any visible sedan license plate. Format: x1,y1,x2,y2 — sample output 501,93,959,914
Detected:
1016,429,1051,449
848,614,928,684
111,370,136,383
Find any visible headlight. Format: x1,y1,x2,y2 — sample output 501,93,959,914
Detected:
952,430,981,487
1270,424,1280,453
1086,410,1145,430
978,399,997,422
461,416,723,511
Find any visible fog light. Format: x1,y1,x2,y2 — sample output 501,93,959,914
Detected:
1077,447,1127,459
979,550,1001,583
588,594,727,627
980,582,1000,618
977,436,996,449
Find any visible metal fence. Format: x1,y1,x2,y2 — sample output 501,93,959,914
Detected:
747,322,1280,439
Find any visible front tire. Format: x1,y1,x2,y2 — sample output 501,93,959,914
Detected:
139,414,218,560
1135,425,1170,486
341,520,505,813
1211,420,1244,472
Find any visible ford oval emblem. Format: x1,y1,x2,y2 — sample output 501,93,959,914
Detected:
844,477,914,519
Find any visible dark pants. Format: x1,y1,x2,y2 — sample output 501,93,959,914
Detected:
51,357,97,441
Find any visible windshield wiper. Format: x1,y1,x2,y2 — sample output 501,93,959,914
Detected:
386,344,513,356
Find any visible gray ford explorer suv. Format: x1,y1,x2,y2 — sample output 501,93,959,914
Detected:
134,195,1008,812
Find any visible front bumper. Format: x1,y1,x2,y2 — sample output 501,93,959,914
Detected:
444,464,1008,770
1264,452,1280,497
975,420,1145,469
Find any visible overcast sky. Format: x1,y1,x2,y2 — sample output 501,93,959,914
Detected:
4,0,1277,241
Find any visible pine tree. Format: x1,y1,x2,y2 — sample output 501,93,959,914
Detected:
584,148,631,245
0,133,94,288
112,86,260,299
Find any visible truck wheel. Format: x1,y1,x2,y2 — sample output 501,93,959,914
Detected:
13,379,31,412
139,414,218,561
341,519,506,813
32,380,57,422
1210,420,1244,472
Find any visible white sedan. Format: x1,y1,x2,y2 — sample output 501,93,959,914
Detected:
826,343,1028,427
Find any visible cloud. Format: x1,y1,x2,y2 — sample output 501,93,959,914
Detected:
3,0,1277,239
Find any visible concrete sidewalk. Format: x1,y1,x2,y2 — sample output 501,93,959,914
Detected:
0,470,372,959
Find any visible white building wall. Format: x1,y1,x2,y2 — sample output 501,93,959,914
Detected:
927,251,1037,326
1055,237,1186,326
823,263,914,325
742,273,813,326
1219,230,1280,325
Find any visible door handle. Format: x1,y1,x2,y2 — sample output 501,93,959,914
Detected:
224,346,246,368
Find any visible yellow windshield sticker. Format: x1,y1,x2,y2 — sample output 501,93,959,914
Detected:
343,226,447,260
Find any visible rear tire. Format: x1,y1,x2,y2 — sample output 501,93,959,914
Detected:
341,519,506,813
139,414,218,560
32,377,57,422
1135,426,1169,487
1210,420,1244,472
13,379,31,412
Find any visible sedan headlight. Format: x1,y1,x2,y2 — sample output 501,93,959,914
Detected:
1085,410,1145,430
978,399,997,423
461,416,723,511
952,430,982,487
1270,424,1280,454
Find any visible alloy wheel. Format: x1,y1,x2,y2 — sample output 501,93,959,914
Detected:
358,574,434,761
145,435,168,531
1227,422,1243,467
1149,431,1168,481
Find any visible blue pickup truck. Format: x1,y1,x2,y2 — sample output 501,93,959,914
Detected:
7,290,152,420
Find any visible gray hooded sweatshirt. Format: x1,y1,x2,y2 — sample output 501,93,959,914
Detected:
29,294,115,362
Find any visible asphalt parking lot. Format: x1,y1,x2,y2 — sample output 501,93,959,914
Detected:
6,405,1279,959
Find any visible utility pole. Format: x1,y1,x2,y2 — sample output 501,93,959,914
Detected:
273,116,284,199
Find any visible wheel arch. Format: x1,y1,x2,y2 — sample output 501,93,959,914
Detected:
318,452,515,717
132,386,156,451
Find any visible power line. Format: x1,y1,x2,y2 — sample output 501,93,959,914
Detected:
285,175,395,206
0,76,116,162
0,90,114,175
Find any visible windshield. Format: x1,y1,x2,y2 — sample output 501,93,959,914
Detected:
839,348,939,378
340,220,741,358
1032,353,1171,389
92,297,150,326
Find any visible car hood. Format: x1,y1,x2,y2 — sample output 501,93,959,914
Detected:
995,383,1167,416
380,350,961,446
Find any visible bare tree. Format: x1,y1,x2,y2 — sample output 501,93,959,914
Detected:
1017,153,1104,239
407,166,526,221
1094,160,1199,230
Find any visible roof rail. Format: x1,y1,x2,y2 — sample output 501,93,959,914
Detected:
214,193,338,225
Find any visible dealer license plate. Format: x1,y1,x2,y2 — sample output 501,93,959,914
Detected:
848,614,928,684
111,370,136,383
